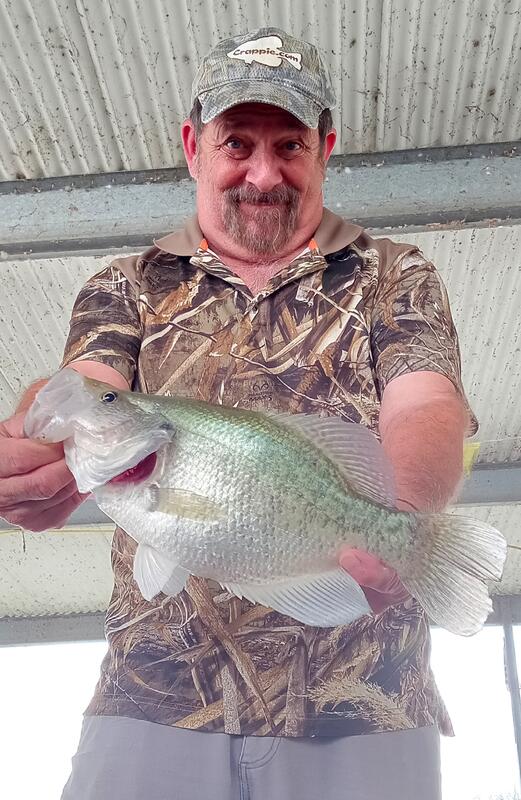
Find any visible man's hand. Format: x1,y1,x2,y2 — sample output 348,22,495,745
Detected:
340,373,467,614
339,547,410,614
0,412,87,532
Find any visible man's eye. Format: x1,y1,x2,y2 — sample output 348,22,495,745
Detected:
224,139,244,150
283,141,303,152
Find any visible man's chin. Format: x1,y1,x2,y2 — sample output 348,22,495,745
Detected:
223,205,299,254
236,204,283,223
239,201,283,209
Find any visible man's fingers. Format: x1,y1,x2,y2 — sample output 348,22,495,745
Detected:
339,547,411,613
18,492,87,533
365,585,411,614
0,437,64,478
339,548,396,592
0,412,27,440
0,459,75,505
0,480,79,520
361,587,394,615
37,480,83,509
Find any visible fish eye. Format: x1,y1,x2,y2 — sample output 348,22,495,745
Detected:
101,391,118,404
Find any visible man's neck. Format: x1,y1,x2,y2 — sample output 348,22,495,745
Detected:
201,208,323,292
206,241,310,295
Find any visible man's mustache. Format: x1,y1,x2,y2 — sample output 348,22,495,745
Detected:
224,185,300,206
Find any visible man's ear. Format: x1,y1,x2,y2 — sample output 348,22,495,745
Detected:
182,119,199,179
323,129,337,163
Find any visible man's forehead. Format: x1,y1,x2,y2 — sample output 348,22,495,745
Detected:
214,103,310,132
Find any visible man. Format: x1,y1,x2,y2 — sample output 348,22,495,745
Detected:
1,28,474,800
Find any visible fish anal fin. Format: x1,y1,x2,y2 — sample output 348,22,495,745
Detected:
223,568,372,627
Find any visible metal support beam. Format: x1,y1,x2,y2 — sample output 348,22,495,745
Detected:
1,141,520,259
0,612,105,646
2,596,519,646
457,462,521,507
487,597,521,627
497,597,521,789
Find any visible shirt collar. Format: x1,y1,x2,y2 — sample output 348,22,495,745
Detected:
154,208,363,258
154,216,204,256
313,208,364,255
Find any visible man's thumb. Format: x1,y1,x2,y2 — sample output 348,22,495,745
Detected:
1,412,28,439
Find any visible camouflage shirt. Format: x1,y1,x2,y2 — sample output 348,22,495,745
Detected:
61,209,476,737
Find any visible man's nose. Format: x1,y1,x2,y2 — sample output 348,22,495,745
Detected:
244,151,283,193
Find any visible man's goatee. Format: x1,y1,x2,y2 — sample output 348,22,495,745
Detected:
222,184,300,255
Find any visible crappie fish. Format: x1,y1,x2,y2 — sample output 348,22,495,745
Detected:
24,368,506,635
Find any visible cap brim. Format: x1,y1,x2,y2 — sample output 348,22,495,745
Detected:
198,79,324,129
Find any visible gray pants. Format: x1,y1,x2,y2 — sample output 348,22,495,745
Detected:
61,715,441,800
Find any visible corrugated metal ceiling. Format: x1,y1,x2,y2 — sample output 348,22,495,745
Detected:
0,527,113,617
403,226,521,466
0,254,104,404
1,0,520,180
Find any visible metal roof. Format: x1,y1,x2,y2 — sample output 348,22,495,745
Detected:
0,527,113,617
0,254,104,403
1,0,520,180
404,225,521,465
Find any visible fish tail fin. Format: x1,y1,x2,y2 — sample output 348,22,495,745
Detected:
402,513,507,636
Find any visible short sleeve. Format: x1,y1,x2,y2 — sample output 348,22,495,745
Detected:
60,262,142,386
371,249,478,435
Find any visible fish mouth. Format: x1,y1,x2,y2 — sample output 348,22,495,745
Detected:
108,452,158,485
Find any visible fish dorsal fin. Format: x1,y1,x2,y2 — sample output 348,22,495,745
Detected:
269,413,397,509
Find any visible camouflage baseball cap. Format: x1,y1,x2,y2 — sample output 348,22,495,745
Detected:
191,27,336,129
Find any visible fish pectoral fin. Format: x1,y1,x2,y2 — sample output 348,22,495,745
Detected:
149,487,226,522
133,543,189,600
222,568,372,627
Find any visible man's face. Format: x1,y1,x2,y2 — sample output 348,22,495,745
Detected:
182,103,336,256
